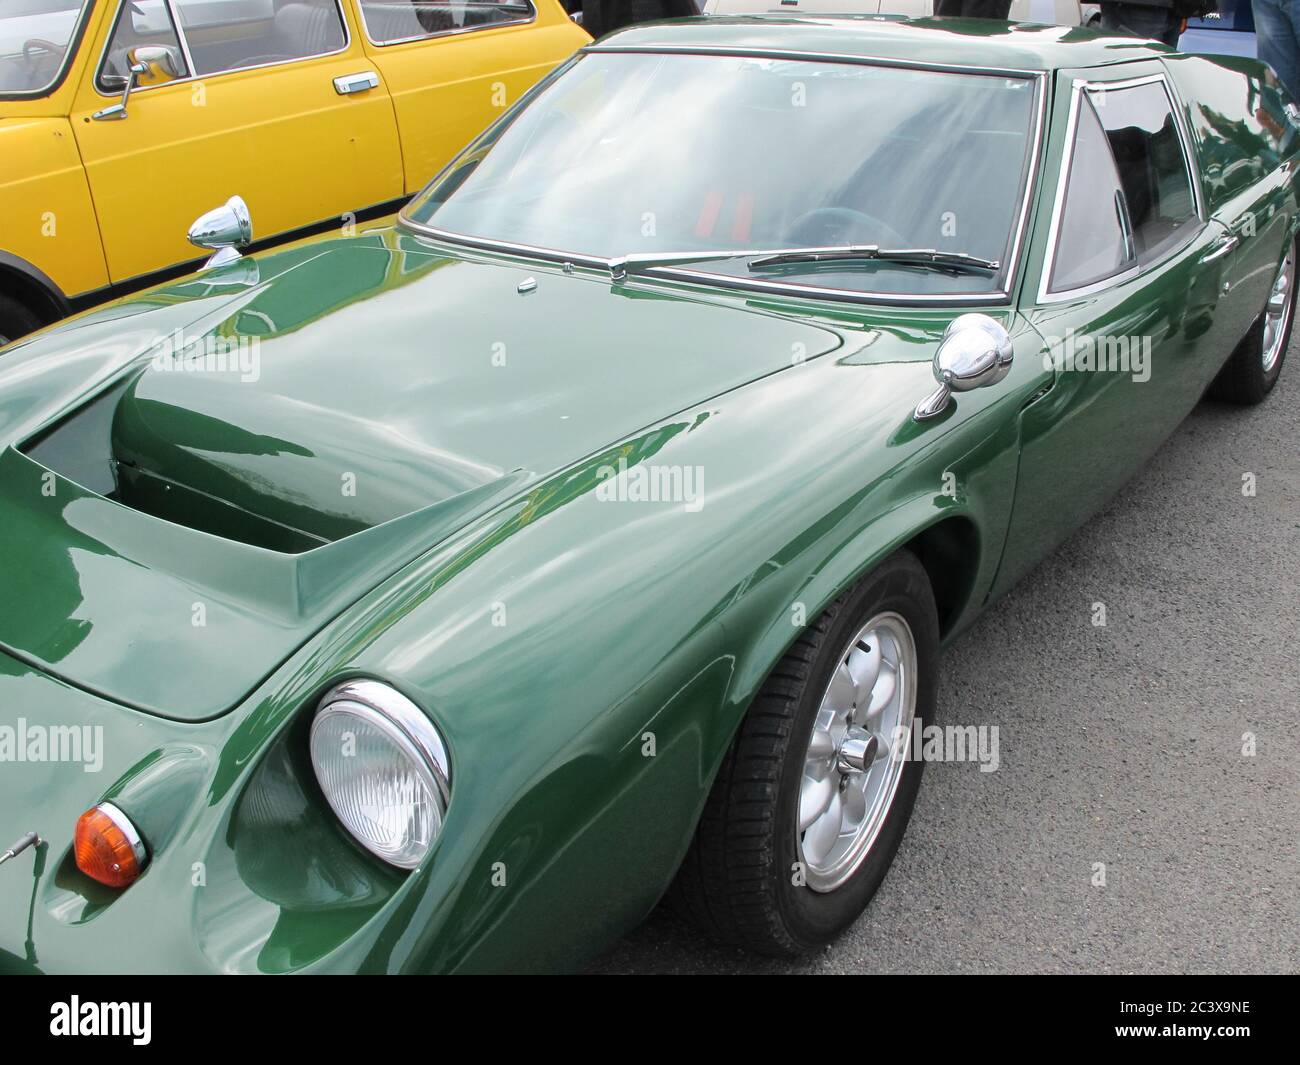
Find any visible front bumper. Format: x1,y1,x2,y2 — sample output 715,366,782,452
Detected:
0,649,402,974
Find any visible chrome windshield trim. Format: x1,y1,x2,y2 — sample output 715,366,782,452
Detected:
0,0,97,100
630,267,1014,306
399,55,1046,307
583,43,1042,80
401,223,1014,307
401,224,624,270
1038,70,1207,304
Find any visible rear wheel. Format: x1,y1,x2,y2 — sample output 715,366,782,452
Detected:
0,293,43,347
672,551,939,956
1210,238,1295,405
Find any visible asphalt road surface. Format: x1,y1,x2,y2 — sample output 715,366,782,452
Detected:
592,340,1300,975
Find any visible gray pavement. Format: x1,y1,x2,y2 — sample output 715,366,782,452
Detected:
592,338,1300,975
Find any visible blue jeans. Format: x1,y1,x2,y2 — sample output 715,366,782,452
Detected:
1255,0,1300,104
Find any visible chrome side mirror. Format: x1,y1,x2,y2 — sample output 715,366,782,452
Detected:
92,46,183,121
92,60,148,121
188,195,253,271
133,45,183,79
914,313,1014,421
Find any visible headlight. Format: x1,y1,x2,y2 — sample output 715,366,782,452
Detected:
309,680,451,869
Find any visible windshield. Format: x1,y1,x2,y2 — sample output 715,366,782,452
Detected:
405,51,1039,298
0,0,89,96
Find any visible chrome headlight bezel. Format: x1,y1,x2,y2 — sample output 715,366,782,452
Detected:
309,679,451,870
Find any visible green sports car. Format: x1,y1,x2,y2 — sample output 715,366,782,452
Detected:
0,17,1294,973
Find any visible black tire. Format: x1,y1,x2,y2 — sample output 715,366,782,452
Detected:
0,293,43,347
671,550,939,956
1209,238,1295,405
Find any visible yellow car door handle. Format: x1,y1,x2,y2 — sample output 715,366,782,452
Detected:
334,71,380,96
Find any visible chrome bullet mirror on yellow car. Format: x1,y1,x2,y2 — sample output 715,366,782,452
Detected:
91,46,183,122
188,196,254,271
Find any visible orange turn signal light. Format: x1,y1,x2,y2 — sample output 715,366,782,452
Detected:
74,803,147,888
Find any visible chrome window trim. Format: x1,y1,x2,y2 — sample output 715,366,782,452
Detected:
355,0,536,48
163,0,198,80
399,51,1048,307
1039,71,1207,305
0,0,97,100
93,0,353,98
584,43,1043,81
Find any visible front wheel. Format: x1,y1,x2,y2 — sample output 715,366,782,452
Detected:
0,293,43,347
1210,237,1295,405
671,550,939,956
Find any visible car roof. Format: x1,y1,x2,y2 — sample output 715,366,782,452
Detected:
593,15,1174,74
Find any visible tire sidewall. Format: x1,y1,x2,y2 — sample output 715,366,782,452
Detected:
1262,236,1298,392
0,295,43,348
772,553,940,949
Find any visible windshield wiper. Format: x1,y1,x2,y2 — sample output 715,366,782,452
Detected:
606,245,1000,281
607,250,760,280
747,245,1001,274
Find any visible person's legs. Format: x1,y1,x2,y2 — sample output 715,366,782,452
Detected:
1255,0,1300,103
1100,3,1180,46
962,0,1014,16
935,0,1013,15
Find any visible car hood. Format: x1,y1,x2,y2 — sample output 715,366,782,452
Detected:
0,231,843,720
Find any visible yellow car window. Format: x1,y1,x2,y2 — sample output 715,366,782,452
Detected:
357,0,535,45
97,1,189,91
97,0,348,92
0,0,93,96
174,0,346,76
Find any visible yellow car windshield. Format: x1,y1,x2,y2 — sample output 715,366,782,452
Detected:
0,0,90,96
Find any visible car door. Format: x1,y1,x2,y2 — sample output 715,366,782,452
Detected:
70,0,404,284
992,67,1241,596
1167,52,1300,378
353,0,589,194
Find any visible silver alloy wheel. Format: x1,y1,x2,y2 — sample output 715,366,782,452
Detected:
1262,247,1294,374
797,611,917,893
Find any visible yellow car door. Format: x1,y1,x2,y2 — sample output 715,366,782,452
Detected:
354,0,589,194
70,0,404,284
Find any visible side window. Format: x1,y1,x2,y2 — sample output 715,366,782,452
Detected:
1090,81,1199,263
1049,94,1132,293
98,0,347,90
173,0,345,76
358,0,535,45
97,1,189,91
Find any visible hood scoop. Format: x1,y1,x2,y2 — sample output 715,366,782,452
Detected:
0,442,525,721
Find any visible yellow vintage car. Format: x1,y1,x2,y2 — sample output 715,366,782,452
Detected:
0,0,588,341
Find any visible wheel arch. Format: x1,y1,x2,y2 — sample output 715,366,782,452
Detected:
719,502,988,752
0,251,70,328
900,514,981,641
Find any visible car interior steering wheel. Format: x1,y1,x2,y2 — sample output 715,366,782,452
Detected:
22,39,62,64
786,206,909,250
